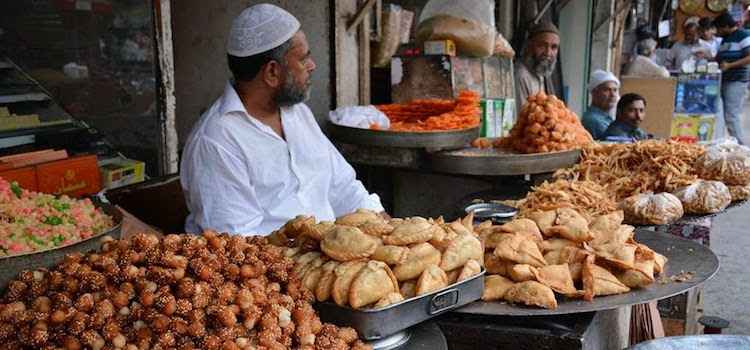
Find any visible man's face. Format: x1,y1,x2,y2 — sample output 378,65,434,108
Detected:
526,32,559,76
591,81,619,112
700,27,716,40
276,31,316,107
716,25,733,37
684,25,699,43
619,100,646,127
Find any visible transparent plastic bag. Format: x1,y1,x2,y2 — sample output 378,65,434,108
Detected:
372,5,403,68
696,138,750,185
415,0,496,57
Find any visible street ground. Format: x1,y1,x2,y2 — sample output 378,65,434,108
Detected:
701,101,750,335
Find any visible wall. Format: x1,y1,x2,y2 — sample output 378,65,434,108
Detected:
559,0,593,117
172,0,331,147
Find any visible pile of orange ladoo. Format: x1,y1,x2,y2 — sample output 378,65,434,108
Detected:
373,90,480,132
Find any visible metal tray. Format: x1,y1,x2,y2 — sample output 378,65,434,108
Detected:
428,147,581,176
328,123,479,149
454,229,718,316
315,268,485,340
0,203,123,291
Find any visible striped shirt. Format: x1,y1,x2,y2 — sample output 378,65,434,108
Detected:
717,29,750,82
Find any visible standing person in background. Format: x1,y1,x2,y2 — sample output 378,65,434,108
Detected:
623,38,671,78
669,17,714,70
602,93,650,141
582,70,620,140
515,22,560,112
714,12,750,145
700,17,723,58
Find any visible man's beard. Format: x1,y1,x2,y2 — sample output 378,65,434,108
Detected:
275,75,310,107
525,54,556,77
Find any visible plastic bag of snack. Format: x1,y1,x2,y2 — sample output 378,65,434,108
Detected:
619,192,684,225
695,140,750,186
415,0,496,57
672,180,732,214
373,4,403,68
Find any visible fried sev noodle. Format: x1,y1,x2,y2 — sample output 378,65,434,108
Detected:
554,140,705,201
513,179,618,221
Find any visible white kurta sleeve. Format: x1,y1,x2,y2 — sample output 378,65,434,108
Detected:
325,139,385,216
183,138,264,235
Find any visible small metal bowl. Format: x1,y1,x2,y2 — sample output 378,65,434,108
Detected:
465,202,518,222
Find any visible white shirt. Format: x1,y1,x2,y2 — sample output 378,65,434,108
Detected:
180,83,384,235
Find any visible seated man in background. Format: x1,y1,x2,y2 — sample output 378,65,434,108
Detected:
582,70,620,140
602,93,650,141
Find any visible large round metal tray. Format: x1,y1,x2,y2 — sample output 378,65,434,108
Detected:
428,147,581,176
328,123,479,149
454,229,718,316
0,202,123,291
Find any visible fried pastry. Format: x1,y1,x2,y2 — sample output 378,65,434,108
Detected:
527,210,557,236
729,184,750,202
314,261,340,302
617,259,655,288
480,231,512,250
481,275,514,301
653,252,668,274
359,221,395,237
548,208,593,242
533,263,576,295
300,220,335,241
431,225,458,251
267,229,290,246
349,261,398,309
283,214,316,238
384,217,436,245
400,280,417,298
440,233,483,271
371,245,410,265
293,251,322,276
321,226,380,261
416,264,449,296
493,234,547,267
445,268,460,284
457,259,482,282
590,224,634,248
496,218,543,242
373,292,405,309
539,238,579,253
332,260,368,306
335,209,381,226
504,281,558,309
393,242,442,281
302,266,324,292
593,242,637,270
588,210,624,236
298,255,329,279
485,253,513,276
510,264,538,282
582,256,629,301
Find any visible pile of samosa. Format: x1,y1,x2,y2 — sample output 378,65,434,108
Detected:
479,208,667,309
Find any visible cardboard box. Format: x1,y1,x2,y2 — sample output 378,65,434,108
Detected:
480,99,503,137
391,55,510,103
671,114,716,142
424,40,456,56
620,76,678,139
0,167,38,191
99,157,145,190
674,73,720,114
36,155,101,197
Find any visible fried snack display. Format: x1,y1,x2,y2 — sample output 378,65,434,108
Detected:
0,231,371,350
513,179,618,221
497,92,593,154
271,209,484,310
619,192,684,225
672,180,732,215
374,90,480,132
695,142,750,186
555,140,705,201
478,208,666,309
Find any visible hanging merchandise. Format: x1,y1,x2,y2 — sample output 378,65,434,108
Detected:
415,0,496,57
706,0,732,13
679,0,705,15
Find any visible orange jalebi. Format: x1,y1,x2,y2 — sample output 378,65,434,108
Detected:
374,90,480,132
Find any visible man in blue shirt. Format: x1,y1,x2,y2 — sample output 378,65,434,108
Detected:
715,13,750,145
582,70,620,140
603,93,649,141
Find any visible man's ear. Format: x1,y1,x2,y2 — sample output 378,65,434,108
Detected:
262,60,283,88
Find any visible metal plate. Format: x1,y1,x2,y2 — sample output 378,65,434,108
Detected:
315,268,485,340
454,229,718,316
0,203,123,291
629,335,750,350
328,123,479,149
429,147,581,176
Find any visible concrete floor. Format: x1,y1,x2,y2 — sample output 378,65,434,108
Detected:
701,102,750,335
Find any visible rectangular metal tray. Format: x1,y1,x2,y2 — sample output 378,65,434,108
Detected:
315,268,485,340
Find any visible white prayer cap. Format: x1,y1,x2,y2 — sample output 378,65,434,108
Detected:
588,70,620,92
226,4,301,57
684,16,701,27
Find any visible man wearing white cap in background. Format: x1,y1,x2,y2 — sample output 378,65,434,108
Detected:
668,16,714,71
581,70,620,140
180,4,385,235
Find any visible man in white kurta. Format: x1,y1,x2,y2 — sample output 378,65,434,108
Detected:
181,4,383,235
